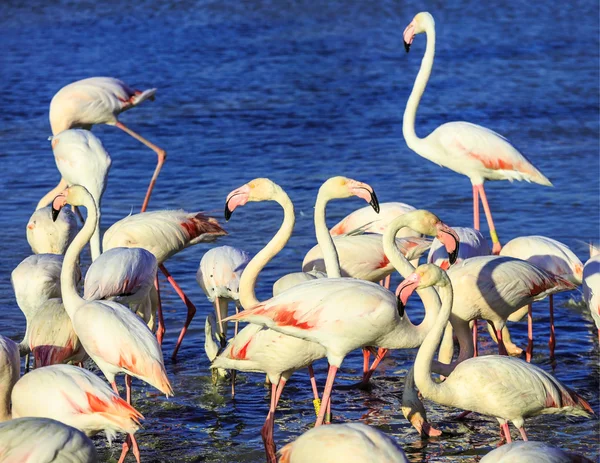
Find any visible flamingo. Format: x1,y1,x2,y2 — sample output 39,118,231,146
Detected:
499,236,583,361
329,201,418,238
41,77,164,212
480,441,594,462
583,245,600,341
278,422,408,463
0,336,19,422
102,209,226,360
27,206,77,255
223,179,459,430
47,129,112,261
402,12,552,254
0,417,99,463
399,263,593,442
51,185,173,463
272,269,327,297
213,176,381,461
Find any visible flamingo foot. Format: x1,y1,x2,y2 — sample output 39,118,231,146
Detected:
118,434,140,463
454,410,472,420
492,241,502,255
260,416,277,463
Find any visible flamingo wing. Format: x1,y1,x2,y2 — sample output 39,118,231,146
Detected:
330,202,418,237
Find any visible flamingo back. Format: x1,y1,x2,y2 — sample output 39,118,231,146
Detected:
583,255,600,330
27,206,78,255
0,335,19,420
0,417,99,463
330,201,419,238
103,210,226,263
273,270,327,297
500,236,584,284
480,441,594,463
11,364,143,443
197,245,250,302
428,226,490,270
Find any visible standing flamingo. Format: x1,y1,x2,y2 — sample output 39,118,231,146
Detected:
399,264,593,442
102,209,226,360
480,441,594,462
0,417,99,463
51,185,173,463
583,245,600,341
499,236,583,361
27,206,78,255
47,129,112,261
278,422,408,463
41,77,164,212
223,179,459,430
402,12,551,253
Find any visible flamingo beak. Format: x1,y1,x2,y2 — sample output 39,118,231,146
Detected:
403,21,416,52
349,183,380,214
436,223,460,265
224,184,251,221
395,272,421,317
51,195,67,222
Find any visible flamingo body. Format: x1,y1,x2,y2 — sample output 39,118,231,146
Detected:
273,269,327,297
330,201,418,237
583,254,600,333
0,417,98,463
197,245,250,303
428,226,490,269
27,207,77,255
480,441,594,463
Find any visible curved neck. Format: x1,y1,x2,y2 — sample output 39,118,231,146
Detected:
89,197,102,261
313,188,341,278
239,190,295,309
61,193,98,316
402,20,436,151
414,283,453,403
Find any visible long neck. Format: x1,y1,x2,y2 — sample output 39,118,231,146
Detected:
313,189,341,278
239,190,295,310
383,217,440,333
89,196,102,261
402,19,436,151
0,342,20,421
414,283,453,403
61,194,98,316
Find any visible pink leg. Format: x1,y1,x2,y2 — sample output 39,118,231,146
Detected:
501,422,512,443
496,327,508,356
362,348,370,376
383,275,391,290
114,377,141,463
308,364,319,400
115,121,166,213
476,184,501,254
325,394,332,424
261,382,279,463
154,274,165,346
518,427,528,441
363,348,389,383
473,184,480,230
159,264,197,362
111,381,119,395
472,320,479,357
548,295,556,361
526,304,533,362
315,365,338,427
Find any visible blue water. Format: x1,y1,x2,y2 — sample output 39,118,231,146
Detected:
0,0,598,461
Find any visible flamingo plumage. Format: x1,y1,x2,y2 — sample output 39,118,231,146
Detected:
45,76,164,212
103,208,227,359
0,417,99,463
480,441,594,463
582,246,600,342
402,12,551,254
329,201,418,238
399,264,593,442
26,206,78,255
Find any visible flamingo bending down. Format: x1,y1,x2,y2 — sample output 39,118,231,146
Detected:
399,264,593,442
402,12,551,254
0,417,99,463
583,246,600,342
215,176,381,462
48,129,112,261
27,206,78,255
499,236,583,361
278,422,408,462
480,441,594,463
102,208,226,360
224,185,459,432
42,77,164,212
52,185,173,463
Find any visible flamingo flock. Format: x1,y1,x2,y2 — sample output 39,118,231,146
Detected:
0,10,597,463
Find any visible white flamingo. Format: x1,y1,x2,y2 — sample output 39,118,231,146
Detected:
480,440,594,463
583,244,600,342
27,206,77,255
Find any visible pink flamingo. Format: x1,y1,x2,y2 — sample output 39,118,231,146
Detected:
278,422,408,463
329,201,418,237
0,417,99,463
480,441,594,462
224,182,459,430
102,208,226,360
583,245,600,342
403,12,552,254
43,77,163,212
399,264,593,443
499,236,583,361
27,206,78,255
51,185,173,463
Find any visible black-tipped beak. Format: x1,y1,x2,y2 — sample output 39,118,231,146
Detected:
51,206,60,222
369,190,380,214
448,244,459,265
224,202,233,221
397,296,405,318
404,41,411,53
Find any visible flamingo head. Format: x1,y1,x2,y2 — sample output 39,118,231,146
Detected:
403,12,434,52
51,185,90,222
224,178,282,221
396,264,449,312
435,222,460,265
321,177,379,213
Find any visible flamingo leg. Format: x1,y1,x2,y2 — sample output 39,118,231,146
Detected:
495,327,508,356
472,320,479,357
159,264,197,362
362,348,370,377
476,184,501,254
518,427,528,441
231,304,239,398
325,394,332,424
261,381,280,463
307,364,320,417
154,274,165,346
315,365,338,427
24,353,30,374
364,348,389,383
501,422,512,443
472,184,480,230
383,274,391,289
526,304,533,362
114,121,166,213
113,377,141,463
548,295,556,361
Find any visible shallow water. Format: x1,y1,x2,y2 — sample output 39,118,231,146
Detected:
0,0,598,461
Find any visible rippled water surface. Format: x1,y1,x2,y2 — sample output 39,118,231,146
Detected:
1,0,598,461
